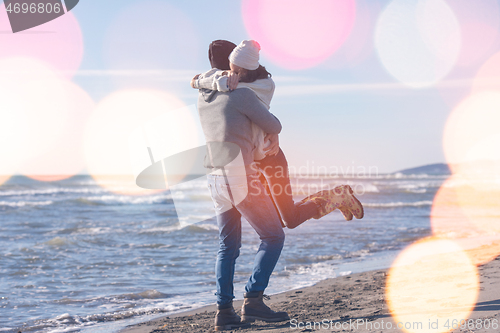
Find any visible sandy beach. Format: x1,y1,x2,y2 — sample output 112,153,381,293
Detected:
120,255,500,333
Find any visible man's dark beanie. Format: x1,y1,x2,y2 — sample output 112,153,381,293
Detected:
209,40,237,70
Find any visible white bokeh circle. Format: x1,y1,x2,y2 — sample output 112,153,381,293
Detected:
375,0,461,88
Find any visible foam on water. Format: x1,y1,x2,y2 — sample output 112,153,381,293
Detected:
0,200,53,207
0,187,106,197
83,194,171,205
44,237,74,247
364,200,433,208
12,292,216,333
137,221,218,234
358,183,380,193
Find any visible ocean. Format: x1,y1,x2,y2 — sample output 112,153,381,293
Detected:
0,172,445,332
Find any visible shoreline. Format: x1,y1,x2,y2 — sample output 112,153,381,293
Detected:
120,255,500,333
118,269,387,333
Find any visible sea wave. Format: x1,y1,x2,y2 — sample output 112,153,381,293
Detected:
0,187,105,197
291,182,380,194
44,237,74,247
387,173,448,179
395,183,429,193
19,306,171,333
290,173,448,180
396,182,441,189
353,183,379,193
186,223,218,232
138,221,217,234
81,194,171,205
407,188,427,193
14,294,209,333
364,201,433,208
117,289,171,301
295,262,338,278
0,200,53,207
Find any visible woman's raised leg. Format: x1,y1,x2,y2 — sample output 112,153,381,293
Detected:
256,149,319,229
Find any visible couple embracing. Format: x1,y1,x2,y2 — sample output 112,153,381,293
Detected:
192,39,364,331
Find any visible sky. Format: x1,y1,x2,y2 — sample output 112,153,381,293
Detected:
1,0,500,188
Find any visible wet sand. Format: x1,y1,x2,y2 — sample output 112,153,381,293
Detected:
120,256,500,333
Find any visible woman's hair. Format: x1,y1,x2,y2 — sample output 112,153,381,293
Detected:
238,65,272,83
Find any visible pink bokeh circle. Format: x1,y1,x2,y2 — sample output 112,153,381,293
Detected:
0,3,84,78
445,0,500,67
241,0,356,70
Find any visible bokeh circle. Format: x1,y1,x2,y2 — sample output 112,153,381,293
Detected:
375,0,461,88
386,238,479,333
0,3,84,78
242,0,356,70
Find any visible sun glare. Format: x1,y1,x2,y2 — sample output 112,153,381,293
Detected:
23,80,95,182
0,58,80,182
83,89,186,195
386,238,479,333
443,91,500,172
431,176,500,265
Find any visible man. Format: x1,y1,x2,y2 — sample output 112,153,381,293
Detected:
196,40,290,331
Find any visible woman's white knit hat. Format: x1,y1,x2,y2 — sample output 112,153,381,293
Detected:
229,40,260,70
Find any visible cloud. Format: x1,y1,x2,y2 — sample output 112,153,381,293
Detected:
73,69,195,82
274,78,475,97
68,70,478,97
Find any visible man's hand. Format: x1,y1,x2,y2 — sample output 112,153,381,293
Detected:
263,133,280,156
190,74,200,88
227,71,240,91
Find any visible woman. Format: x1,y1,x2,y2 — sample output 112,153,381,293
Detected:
192,40,364,228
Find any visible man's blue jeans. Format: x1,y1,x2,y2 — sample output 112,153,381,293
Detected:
207,173,285,307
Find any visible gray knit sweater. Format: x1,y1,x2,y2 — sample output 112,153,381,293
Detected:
197,88,282,175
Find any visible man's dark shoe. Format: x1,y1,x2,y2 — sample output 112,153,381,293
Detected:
241,291,290,323
214,302,248,331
